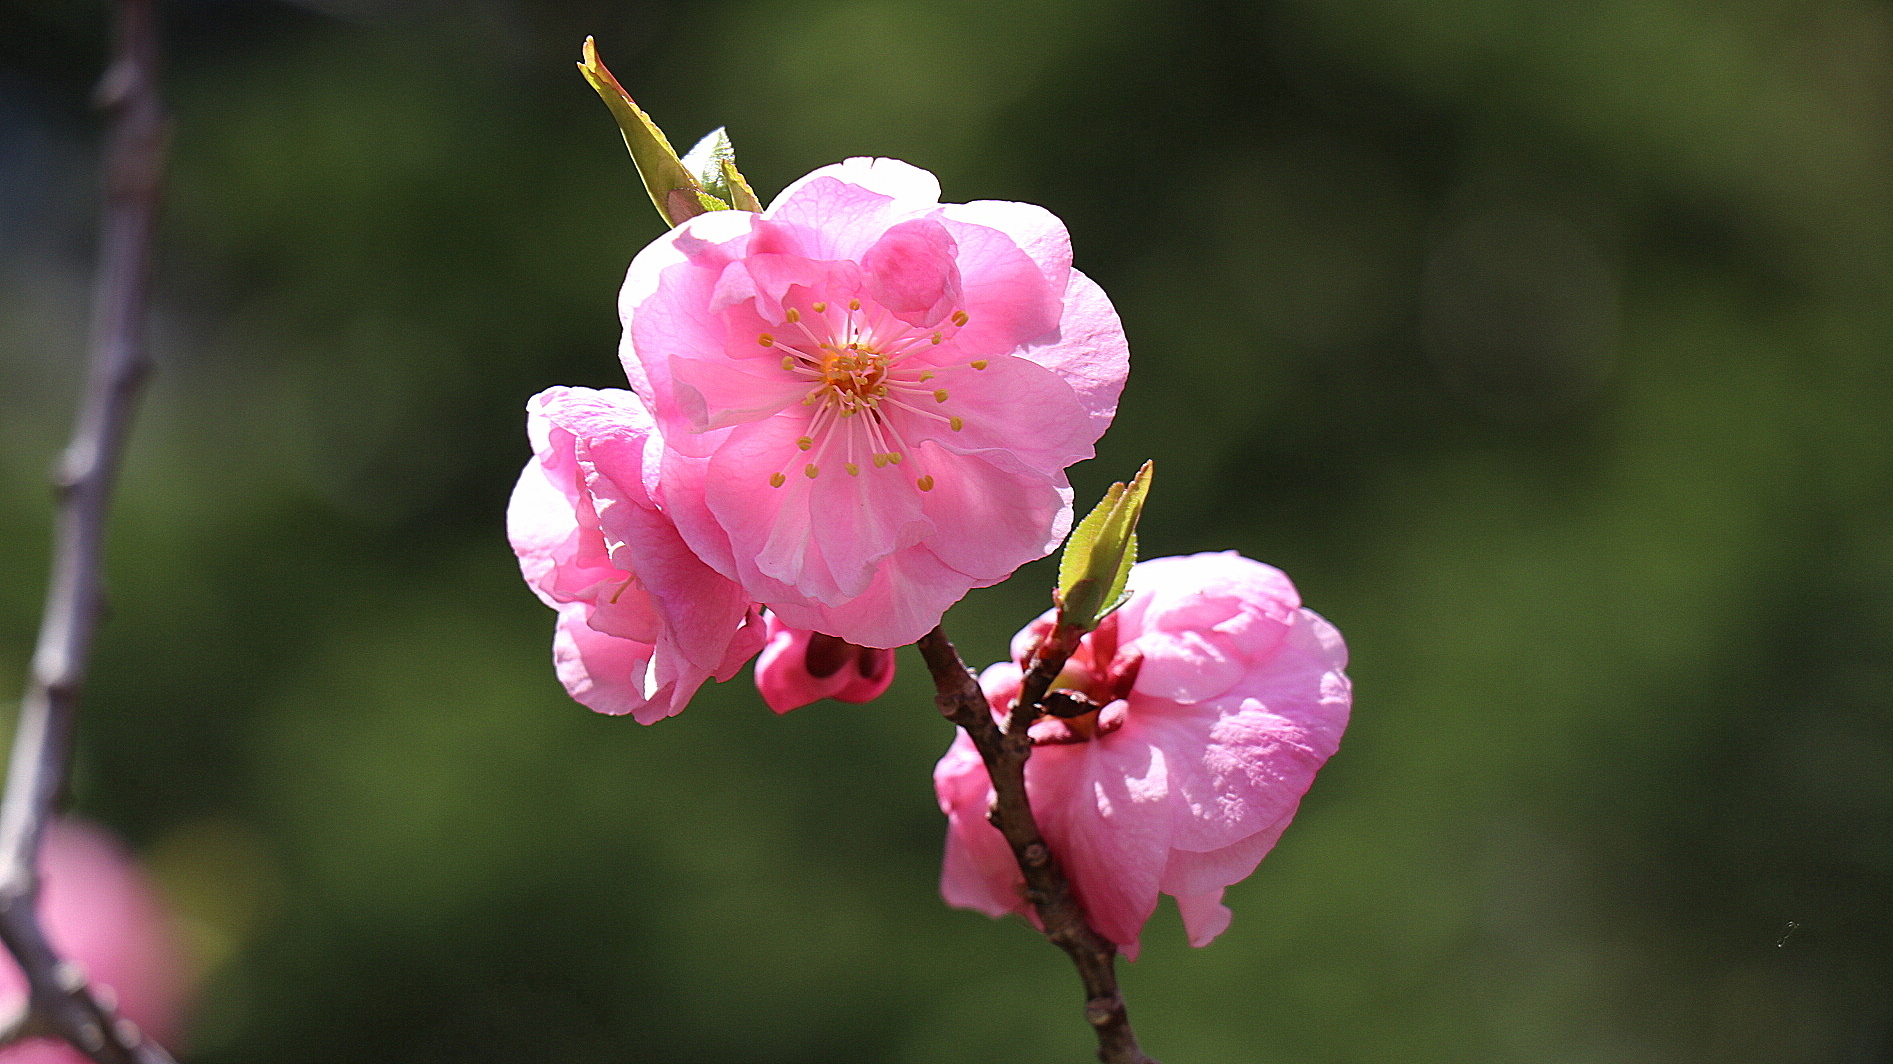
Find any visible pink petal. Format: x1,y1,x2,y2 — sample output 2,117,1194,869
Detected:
914,445,1073,583
862,218,964,326
1171,889,1234,948
760,543,973,650
620,209,758,401
905,354,1097,477
934,733,1026,920
668,350,810,433
942,198,1072,293
552,603,688,723
766,159,942,260
1027,738,1177,959
1025,270,1131,440
931,215,1060,355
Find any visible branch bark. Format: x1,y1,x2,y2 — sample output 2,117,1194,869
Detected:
916,628,1158,1064
0,1,176,1061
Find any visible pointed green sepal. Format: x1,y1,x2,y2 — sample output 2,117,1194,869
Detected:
579,37,724,227
1056,461,1153,631
683,127,764,214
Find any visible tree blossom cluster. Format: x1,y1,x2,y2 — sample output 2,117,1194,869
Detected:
509,157,1128,720
508,154,1352,959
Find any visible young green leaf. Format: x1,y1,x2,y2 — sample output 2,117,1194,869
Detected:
1056,461,1153,631
578,37,725,226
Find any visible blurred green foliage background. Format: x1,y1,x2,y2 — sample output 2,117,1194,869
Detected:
3,0,1889,1061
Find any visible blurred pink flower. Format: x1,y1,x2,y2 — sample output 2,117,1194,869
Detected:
753,612,897,714
508,386,764,722
0,820,186,1063
933,552,1351,959
619,157,1128,648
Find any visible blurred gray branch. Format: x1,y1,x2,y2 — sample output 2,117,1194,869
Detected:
0,1,177,1061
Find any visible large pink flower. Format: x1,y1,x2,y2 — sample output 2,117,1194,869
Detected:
0,820,187,1063
619,158,1128,648
508,386,764,722
933,552,1351,959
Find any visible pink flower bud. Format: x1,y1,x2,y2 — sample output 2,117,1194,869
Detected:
753,612,897,714
0,819,187,1063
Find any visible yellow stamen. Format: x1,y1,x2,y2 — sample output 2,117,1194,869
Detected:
949,416,963,431
931,333,943,345
797,436,814,451
919,371,935,382
970,359,988,370
804,463,820,479
769,472,786,488
933,389,950,403
916,474,935,492
849,298,862,310
872,454,889,468
785,307,801,323
951,310,969,327
813,301,827,313
758,334,774,346
888,451,903,465
845,462,860,476
781,355,794,371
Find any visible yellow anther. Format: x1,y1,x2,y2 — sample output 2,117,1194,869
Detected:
797,436,814,451
919,371,935,382
781,355,795,371
873,453,890,468
758,334,774,346
949,415,964,431
769,471,786,488
813,301,827,313
848,298,862,310
951,310,969,327
846,462,860,476
933,389,950,403
916,474,935,492
804,463,820,479
971,359,988,370
889,451,903,465
785,307,801,323
931,333,943,345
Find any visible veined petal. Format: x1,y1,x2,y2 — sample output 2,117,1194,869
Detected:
916,446,1072,583
942,199,1072,293
936,214,1060,353
862,218,962,326
669,351,811,432
904,354,1097,477
621,208,758,399
1025,270,1130,439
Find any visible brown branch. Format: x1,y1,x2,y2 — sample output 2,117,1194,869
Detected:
0,1,176,1061
916,628,1158,1064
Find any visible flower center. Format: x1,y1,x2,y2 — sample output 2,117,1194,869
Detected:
757,298,983,492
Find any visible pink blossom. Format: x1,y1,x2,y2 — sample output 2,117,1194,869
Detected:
619,157,1128,648
508,386,764,722
0,820,186,1063
753,612,898,714
933,552,1351,959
